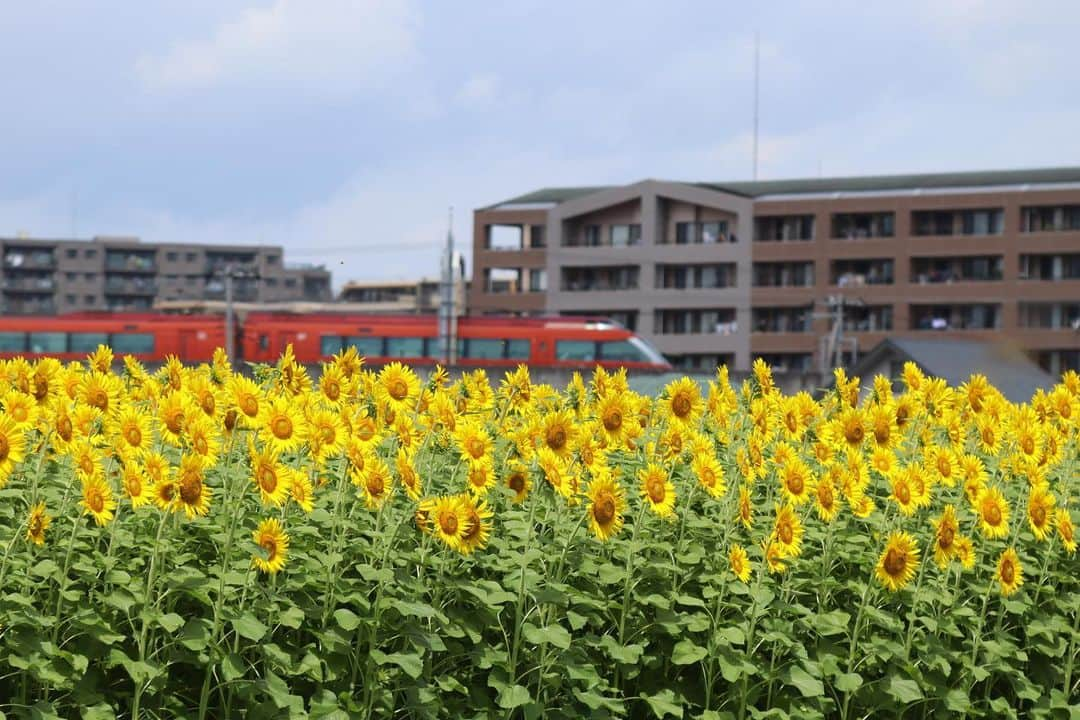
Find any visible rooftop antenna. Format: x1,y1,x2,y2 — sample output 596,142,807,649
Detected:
752,31,760,181
438,206,457,366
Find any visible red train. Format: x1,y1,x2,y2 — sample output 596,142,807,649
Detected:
0,312,672,371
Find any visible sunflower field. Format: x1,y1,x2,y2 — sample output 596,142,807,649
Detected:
0,345,1078,719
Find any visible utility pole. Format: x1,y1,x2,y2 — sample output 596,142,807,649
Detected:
438,207,457,366
816,295,863,373
224,264,235,363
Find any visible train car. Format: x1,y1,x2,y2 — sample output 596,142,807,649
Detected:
0,313,226,363
241,312,672,372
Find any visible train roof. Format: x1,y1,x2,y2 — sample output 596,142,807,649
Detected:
243,311,628,330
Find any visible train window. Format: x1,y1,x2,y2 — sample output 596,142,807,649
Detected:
29,332,67,353
110,333,155,354
599,340,647,362
421,338,440,358
70,333,109,353
507,339,530,359
345,336,384,358
462,339,505,359
321,335,343,356
385,337,425,358
556,340,595,362
0,332,27,352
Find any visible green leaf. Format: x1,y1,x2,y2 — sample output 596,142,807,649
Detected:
221,653,245,682
814,610,851,637
599,635,644,664
278,605,306,629
944,688,971,713
671,639,708,666
30,560,60,578
497,684,532,709
333,608,361,631
232,613,268,641
884,674,923,704
370,649,423,679
835,672,862,693
157,613,184,633
783,664,824,698
642,689,683,719
522,622,571,650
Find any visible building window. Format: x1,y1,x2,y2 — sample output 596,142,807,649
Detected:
66,272,77,281
266,254,279,265
285,278,297,288
561,266,639,291
186,252,197,262
830,259,894,286
1018,253,1080,280
911,256,1003,283
912,209,1004,236
529,268,547,292
752,306,813,333
166,252,179,262
654,308,737,335
656,263,736,289
1018,302,1080,330
65,294,76,304
752,262,815,287
266,278,278,287
839,305,894,332
832,212,894,239
754,215,815,242
673,220,732,244
84,295,96,305
610,224,641,247
529,225,546,248
84,273,96,281
485,268,522,294
66,249,78,259
487,224,523,250
1021,205,1080,233
911,304,1002,330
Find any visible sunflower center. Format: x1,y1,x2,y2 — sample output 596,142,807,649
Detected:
547,428,567,451
87,488,105,513
126,427,142,447
29,514,42,535
224,409,239,432
89,389,109,411
462,512,481,541
874,424,890,445
845,424,864,444
366,474,385,497
603,409,623,432
896,406,909,427
981,427,995,447
201,394,216,415
439,510,458,535
126,474,143,497
1032,505,1046,526
261,536,277,558
158,483,176,502
324,381,340,400
11,404,28,423
778,522,794,545
467,437,485,459
883,548,907,577
1021,436,1035,456
1000,559,1015,584
785,412,798,433
57,416,73,441
895,482,911,504
939,525,955,550
179,478,202,504
271,416,293,440
818,483,834,508
701,467,716,487
672,393,692,418
508,472,525,493
241,395,259,418
194,436,208,455
32,377,49,401
984,503,1002,526
0,435,8,462
165,411,183,434
321,425,335,444
260,468,278,493
937,457,951,477
593,494,616,525
787,473,804,495
646,476,666,504
389,379,409,401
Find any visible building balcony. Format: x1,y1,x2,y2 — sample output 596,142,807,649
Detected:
105,277,158,295
3,253,56,270
105,255,157,273
1,276,56,292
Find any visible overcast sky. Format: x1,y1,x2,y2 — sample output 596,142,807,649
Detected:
1,1,1077,286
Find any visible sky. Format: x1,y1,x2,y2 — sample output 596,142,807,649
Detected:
1,1,1078,288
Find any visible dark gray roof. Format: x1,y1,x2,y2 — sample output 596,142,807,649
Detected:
489,166,1080,208
849,337,1055,403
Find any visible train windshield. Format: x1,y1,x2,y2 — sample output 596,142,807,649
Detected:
596,337,669,366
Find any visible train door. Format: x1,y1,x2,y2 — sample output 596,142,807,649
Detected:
178,329,214,362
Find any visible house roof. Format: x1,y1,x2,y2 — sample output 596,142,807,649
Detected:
849,337,1055,403
488,166,1080,208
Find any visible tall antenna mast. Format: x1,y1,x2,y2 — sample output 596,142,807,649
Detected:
438,206,457,366
752,31,760,181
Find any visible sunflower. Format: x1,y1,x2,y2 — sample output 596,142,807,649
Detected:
229,375,265,428
26,501,51,545
79,371,122,417
290,471,314,513
778,457,812,506
738,485,753,529
71,403,104,440
358,456,395,510
538,447,577,503
814,473,840,523
2,390,39,430
318,364,352,407
975,486,1010,539
639,463,675,519
729,544,751,582
152,476,180,513
875,531,920,592
1026,483,1056,542
1055,508,1076,554
250,442,290,507
306,408,345,464
143,451,169,487
870,447,895,476
974,416,1001,456
926,446,957,487
69,438,102,481
157,391,188,446
430,495,470,552
455,421,493,465
953,535,975,570
261,395,307,454
30,358,61,407
377,362,420,412
160,355,184,393
691,452,726,499
996,548,1023,596
764,539,786,574
110,405,153,457
499,365,533,414
586,472,626,541
49,402,76,452
397,449,423,500
931,504,959,568
595,392,631,447
867,403,896,448
504,460,532,503
889,467,919,516
81,473,117,526
176,454,212,519
834,406,867,449
185,413,222,467
463,455,494,497
120,462,151,510
252,518,290,574
539,409,576,459
0,413,27,486
771,503,804,558
459,495,494,555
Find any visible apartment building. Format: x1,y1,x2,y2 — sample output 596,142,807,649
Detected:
0,236,332,314
472,167,1080,375
339,277,469,314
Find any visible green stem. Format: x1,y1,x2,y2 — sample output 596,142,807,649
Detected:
840,578,874,720
902,537,933,661
131,510,170,719
508,497,539,690
614,504,647,692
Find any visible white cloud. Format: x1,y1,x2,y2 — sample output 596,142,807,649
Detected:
136,0,419,95
455,72,499,108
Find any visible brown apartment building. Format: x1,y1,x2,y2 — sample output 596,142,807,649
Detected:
0,236,332,314
471,167,1080,375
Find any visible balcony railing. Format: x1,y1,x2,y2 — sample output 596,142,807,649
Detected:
4,253,56,270
104,277,158,295
1,276,56,292
105,255,157,273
